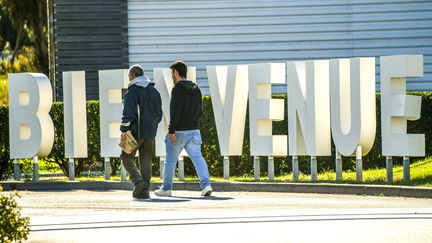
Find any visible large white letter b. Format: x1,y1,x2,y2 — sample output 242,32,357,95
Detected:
8,73,54,158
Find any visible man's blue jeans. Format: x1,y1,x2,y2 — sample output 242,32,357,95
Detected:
162,130,211,190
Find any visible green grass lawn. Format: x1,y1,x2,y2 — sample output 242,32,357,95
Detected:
181,157,432,187
35,156,432,187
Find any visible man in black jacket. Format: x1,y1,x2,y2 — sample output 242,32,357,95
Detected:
154,60,212,197
120,64,162,199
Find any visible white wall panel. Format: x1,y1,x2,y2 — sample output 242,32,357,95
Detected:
128,0,432,94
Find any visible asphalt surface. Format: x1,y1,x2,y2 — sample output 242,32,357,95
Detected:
13,189,432,243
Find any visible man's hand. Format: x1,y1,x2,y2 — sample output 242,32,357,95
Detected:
121,132,127,142
169,133,176,142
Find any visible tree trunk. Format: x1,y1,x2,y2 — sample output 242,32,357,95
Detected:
10,28,23,64
35,0,48,75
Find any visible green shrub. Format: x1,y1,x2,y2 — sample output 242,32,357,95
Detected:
0,186,31,243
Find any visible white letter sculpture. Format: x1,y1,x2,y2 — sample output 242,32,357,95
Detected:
380,55,425,156
330,58,376,156
8,73,54,158
248,63,287,156
287,60,331,156
63,71,88,158
99,69,129,158
207,65,248,156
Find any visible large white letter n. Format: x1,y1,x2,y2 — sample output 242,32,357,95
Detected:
287,60,331,156
8,73,54,158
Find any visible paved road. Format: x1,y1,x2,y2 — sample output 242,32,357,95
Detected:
15,190,432,243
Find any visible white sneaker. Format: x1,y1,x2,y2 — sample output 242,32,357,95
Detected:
201,186,213,196
154,187,171,197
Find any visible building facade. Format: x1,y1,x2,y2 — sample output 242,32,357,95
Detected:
53,0,432,99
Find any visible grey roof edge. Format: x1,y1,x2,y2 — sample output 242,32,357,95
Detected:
1,181,431,199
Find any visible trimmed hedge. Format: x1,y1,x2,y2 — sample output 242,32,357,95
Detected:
44,101,103,176
227,92,432,177
0,105,12,180
0,93,431,179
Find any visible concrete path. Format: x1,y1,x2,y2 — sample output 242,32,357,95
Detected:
16,190,432,243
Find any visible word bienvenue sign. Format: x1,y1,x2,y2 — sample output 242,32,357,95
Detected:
8,55,425,161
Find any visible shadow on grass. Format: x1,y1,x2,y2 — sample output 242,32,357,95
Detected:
408,174,432,187
308,175,432,187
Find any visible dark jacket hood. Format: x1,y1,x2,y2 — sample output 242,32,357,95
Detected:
128,75,152,88
176,80,197,94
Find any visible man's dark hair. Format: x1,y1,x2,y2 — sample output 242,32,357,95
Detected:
170,60,187,78
129,64,144,77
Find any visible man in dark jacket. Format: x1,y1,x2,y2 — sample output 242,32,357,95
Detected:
120,64,162,199
154,60,212,197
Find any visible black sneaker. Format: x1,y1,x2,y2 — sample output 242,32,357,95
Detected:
134,189,150,199
132,181,148,198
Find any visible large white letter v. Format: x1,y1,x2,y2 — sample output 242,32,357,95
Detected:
207,65,248,156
